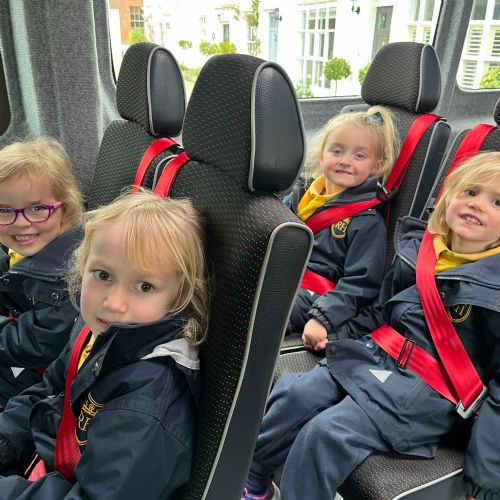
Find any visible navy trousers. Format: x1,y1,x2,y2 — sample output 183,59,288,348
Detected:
248,362,390,500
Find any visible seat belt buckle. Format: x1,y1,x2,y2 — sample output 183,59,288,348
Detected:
396,338,415,369
456,385,488,419
376,181,397,201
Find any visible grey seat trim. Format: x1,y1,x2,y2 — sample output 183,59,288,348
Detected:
392,468,463,500
202,221,313,499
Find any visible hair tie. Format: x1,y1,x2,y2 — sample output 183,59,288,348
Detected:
369,112,384,124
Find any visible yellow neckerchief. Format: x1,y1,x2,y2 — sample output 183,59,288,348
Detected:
296,176,345,221
8,249,24,267
77,335,96,371
433,234,500,274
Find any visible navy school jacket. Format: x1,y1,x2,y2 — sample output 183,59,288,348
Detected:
0,314,201,499
326,216,500,500
284,176,387,334
0,227,82,407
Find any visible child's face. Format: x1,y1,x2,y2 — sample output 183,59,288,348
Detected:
0,174,63,257
445,177,500,253
320,124,377,193
80,220,180,336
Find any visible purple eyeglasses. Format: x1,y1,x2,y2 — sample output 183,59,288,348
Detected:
0,201,64,226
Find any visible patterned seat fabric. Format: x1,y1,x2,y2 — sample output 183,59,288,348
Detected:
167,55,312,500
87,42,185,209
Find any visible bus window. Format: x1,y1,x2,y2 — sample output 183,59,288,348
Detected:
459,0,500,89
108,0,441,100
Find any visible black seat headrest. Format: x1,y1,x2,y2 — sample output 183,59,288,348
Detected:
182,54,305,193
362,42,441,113
116,42,185,137
494,96,500,126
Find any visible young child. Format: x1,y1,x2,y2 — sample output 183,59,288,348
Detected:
0,190,208,498
242,152,500,500
0,137,83,408
284,106,399,350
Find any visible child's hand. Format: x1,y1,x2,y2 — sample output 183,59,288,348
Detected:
302,318,328,351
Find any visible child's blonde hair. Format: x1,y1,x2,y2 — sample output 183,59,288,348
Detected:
0,137,83,230
428,151,500,239
304,105,400,182
68,190,208,345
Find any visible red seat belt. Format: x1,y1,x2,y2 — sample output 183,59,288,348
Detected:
54,325,92,481
301,114,441,293
447,124,496,174
416,230,486,415
26,325,91,481
153,151,190,197
372,230,487,418
301,270,336,295
132,137,178,190
371,324,458,403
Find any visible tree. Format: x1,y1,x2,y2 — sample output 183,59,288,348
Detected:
479,67,500,89
199,40,236,56
128,28,148,46
178,40,193,50
324,57,352,96
358,62,371,86
295,80,314,98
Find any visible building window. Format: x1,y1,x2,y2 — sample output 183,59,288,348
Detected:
298,4,336,90
459,0,500,89
200,16,206,37
223,23,230,42
407,0,439,44
130,6,144,30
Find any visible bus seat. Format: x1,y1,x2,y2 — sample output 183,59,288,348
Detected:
164,54,312,500
337,97,500,500
87,42,185,210
279,42,450,363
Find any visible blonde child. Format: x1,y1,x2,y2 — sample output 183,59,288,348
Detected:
283,106,399,350
0,137,83,408
243,152,500,500
0,190,208,498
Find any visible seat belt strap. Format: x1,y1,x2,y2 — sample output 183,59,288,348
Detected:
371,324,458,403
304,114,441,235
132,137,178,190
54,325,92,481
447,124,496,174
384,113,441,192
305,199,379,234
300,269,336,295
415,229,485,414
153,151,190,197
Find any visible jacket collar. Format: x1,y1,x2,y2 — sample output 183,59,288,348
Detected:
89,314,190,368
6,226,83,278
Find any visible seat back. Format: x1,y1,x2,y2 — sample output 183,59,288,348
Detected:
87,42,185,209
165,55,312,500
339,97,500,500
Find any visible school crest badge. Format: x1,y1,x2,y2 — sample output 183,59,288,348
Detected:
76,392,104,447
446,304,472,323
331,217,351,238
